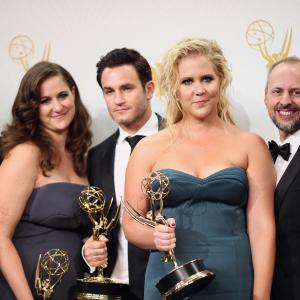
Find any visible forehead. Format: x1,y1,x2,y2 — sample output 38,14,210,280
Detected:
178,54,216,76
40,75,68,93
268,62,300,88
101,64,141,87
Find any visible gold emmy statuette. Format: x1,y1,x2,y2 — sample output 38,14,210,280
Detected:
121,172,215,300
75,186,128,300
35,249,69,300
246,19,292,69
9,34,51,71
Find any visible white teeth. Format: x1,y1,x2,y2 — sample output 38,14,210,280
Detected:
279,111,293,116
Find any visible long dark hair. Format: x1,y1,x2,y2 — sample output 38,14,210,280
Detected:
0,61,92,176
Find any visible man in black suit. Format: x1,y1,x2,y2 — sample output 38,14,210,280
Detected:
265,56,300,300
83,48,164,299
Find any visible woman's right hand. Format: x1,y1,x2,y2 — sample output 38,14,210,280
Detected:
153,218,176,252
83,235,108,267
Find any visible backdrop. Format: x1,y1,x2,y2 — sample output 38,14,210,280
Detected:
1,0,299,144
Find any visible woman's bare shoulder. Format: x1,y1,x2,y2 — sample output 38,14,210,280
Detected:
139,128,174,149
229,125,267,146
2,142,40,165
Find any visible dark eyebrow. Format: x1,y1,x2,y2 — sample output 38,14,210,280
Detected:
40,96,50,100
179,76,192,81
103,86,114,91
58,90,69,95
121,83,134,88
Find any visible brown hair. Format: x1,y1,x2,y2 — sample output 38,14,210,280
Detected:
160,38,235,126
0,61,92,176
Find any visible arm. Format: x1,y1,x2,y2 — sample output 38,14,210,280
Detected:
246,135,276,300
122,138,176,251
0,144,39,300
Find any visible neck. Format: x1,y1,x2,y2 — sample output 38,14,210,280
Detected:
44,129,68,153
178,115,224,140
120,109,152,135
279,131,289,142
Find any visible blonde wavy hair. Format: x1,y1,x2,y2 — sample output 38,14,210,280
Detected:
160,38,235,126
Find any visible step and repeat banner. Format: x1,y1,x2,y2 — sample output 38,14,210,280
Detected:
1,0,299,144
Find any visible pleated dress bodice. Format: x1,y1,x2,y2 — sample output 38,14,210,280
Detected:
145,167,253,300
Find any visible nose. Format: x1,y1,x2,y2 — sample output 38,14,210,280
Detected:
52,99,63,111
114,91,125,105
280,91,292,105
193,82,205,95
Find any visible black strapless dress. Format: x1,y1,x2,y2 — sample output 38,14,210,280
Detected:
0,182,90,300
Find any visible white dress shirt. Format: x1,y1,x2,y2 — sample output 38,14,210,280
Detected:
111,112,159,283
275,130,300,185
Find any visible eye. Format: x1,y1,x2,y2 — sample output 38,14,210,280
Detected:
58,92,69,99
291,89,300,97
122,85,133,92
202,75,214,83
181,78,193,85
40,97,50,104
103,88,114,95
271,89,282,96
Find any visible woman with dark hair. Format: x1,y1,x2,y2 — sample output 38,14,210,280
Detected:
0,62,96,299
123,38,275,299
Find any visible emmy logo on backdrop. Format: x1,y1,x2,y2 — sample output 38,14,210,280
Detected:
35,249,69,300
9,34,51,71
75,186,128,300
121,171,215,300
246,19,292,69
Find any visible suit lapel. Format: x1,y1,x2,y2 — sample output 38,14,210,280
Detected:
101,130,119,200
276,145,300,214
155,112,165,130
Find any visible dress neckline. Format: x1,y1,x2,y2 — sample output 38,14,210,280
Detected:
156,167,246,181
34,182,87,191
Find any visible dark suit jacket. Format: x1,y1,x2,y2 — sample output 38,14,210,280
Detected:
271,146,300,300
87,113,164,300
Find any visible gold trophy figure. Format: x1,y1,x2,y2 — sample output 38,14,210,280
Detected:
9,34,51,71
245,19,292,69
35,249,69,300
75,186,128,300
122,171,215,300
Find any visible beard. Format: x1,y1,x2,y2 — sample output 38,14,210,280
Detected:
272,117,300,134
271,103,300,134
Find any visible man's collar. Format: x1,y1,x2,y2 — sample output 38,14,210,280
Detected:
118,112,159,143
277,129,300,154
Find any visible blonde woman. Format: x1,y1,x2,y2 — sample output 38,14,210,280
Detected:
123,38,275,299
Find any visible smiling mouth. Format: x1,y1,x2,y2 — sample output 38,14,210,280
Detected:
192,99,208,104
52,113,67,118
277,110,297,116
275,110,299,122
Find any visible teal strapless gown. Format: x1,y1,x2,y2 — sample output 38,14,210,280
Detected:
144,168,253,300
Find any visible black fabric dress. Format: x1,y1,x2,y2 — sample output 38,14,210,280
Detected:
0,182,90,300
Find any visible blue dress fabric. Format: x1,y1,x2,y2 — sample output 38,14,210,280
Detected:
0,182,90,300
144,168,253,300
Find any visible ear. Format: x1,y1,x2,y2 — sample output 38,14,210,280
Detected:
71,86,76,97
145,81,155,100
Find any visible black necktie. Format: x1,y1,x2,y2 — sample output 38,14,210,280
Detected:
125,135,145,153
268,140,291,162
